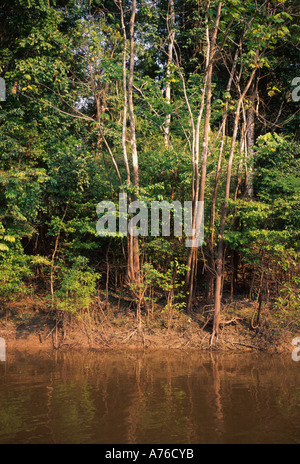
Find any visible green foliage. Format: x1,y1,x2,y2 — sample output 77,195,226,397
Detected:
0,0,298,331
0,246,32,301
54,257,100,314
0,224,16,252
273,277,300,329
143,259,189,314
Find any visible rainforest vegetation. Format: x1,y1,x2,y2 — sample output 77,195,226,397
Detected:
0,0,299,347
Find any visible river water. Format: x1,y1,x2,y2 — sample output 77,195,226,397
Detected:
0,349,299,444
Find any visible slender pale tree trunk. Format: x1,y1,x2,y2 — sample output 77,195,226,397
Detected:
120,0,131,186
118,0,140,311
206,121,226,304
165,0,175,147
127,0,141,324
211,67,258,344
206,45,240,304
186,2,222,313
128,0,139,192
245,81,257,197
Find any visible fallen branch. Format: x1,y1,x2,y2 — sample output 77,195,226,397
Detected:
223,338,260,350
220,317,244,326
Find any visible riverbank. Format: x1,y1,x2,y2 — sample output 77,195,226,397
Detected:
0,294,297,355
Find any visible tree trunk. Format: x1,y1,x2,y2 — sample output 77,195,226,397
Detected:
127,0,141,315
245,81,256,197
206,43,241,306
211,67,258,344
186,3,222,313
128,0,139,193
119,0,140,300
206,121,226,305
164,0,175,147
120,0,131,186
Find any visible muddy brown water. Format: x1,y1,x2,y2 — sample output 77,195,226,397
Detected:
0,348,299,444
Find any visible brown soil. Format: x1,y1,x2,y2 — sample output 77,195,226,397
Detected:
0,295,296,355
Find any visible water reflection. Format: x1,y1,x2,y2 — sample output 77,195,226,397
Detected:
0,350,299,444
